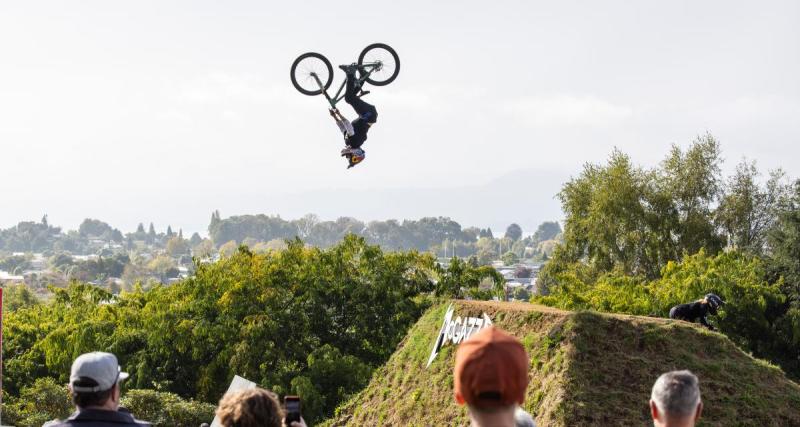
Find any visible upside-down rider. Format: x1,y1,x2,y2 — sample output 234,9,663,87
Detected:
669,293,724,330
330,64,377,169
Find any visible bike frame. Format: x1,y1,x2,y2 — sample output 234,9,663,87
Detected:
310,62,382,109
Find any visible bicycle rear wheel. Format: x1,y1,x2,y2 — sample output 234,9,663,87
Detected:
358,43,400,86
290,52,333,96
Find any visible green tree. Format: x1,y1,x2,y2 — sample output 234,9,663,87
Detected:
717,162,791,255
542,136,726,285
192,239,215,258
147,255,177,282
435,257,503,299
531,221,561,244
1,283,40,311
166,236,189,257
121,389,215,427
189,232,203,246
504,223,523,241
659,134,725,255
501,251,519,266
5,377,72,427
218,240,238,257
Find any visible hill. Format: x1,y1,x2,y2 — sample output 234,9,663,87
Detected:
324,300,800,426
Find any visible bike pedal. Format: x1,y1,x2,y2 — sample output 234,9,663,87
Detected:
359,90,371,97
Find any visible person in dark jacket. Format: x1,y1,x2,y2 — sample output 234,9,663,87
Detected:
669,293,724,331
44,352,151,427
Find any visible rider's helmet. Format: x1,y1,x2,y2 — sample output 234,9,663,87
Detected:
346,148,365,169
704,293,724,314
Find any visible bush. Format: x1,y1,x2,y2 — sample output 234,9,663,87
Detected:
121,389,215,427
3,377,72,427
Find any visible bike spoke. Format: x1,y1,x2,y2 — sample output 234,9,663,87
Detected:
360,47,398,84
297,57,329,92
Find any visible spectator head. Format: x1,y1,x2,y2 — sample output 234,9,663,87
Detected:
454,326,530,427
650,370,703,427
68,352,129,410
216,388,283,427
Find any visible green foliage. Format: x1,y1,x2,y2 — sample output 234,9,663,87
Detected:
208,213,485,252
510,286,531,301
0,255,31,273
78,218,123,242
535,250,793,377
764,179,800,374
2,236,500,425
501,251,519,266
504,223,522,241
542,135,725,284
716,163,791,254
537,138,800,380
434,257,503,299
2,283,40,311
2,377,72,427
531,221,561,245
121,389,216,427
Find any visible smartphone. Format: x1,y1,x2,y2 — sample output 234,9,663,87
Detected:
284,395,301,425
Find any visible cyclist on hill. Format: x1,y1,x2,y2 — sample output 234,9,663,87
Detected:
330,64,378,169
669,293,724,331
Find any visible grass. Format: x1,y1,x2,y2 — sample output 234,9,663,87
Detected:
322,301,800,426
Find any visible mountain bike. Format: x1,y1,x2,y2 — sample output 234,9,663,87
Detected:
290,43,400,109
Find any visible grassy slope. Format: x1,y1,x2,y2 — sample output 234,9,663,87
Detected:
323,300,800,427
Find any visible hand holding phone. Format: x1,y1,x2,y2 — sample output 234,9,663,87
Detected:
284,396,302,427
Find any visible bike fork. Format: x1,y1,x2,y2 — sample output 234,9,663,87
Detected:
310,72,337,109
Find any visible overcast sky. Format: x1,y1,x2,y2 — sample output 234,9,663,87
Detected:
1,0,798,236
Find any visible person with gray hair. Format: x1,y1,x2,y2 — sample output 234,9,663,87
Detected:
649,370,703,427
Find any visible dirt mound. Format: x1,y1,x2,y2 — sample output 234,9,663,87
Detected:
324,300,800,426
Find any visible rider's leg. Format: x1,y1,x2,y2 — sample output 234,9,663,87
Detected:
344,73,378,124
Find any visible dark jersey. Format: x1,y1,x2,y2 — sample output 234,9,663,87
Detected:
669,301,714,329
346,117,371,148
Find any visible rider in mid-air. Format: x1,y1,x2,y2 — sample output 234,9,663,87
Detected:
330,64,377,169
669,293,724,330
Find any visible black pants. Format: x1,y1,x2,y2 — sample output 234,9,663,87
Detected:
344,74,377,124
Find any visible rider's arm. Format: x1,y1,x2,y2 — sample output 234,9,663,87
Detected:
699,315,714,330
334,115,354,137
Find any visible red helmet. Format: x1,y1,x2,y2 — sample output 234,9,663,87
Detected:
345,149,365,168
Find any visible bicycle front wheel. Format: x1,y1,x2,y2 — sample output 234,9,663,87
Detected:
290,52,333,96
358,43,400,86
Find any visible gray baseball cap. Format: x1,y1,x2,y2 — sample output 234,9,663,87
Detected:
70,352,129,392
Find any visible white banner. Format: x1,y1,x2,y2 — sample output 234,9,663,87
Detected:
427,305,492,367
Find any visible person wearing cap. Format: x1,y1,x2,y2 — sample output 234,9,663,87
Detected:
454,326,535,427
44,352,151,427
650,370,703,427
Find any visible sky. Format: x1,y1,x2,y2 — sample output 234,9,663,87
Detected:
1,0,798,236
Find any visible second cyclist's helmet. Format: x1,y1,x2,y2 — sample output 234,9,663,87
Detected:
705,293,724,314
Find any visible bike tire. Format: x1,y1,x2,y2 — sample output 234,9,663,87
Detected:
358,43,400,86
290,52,333,96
